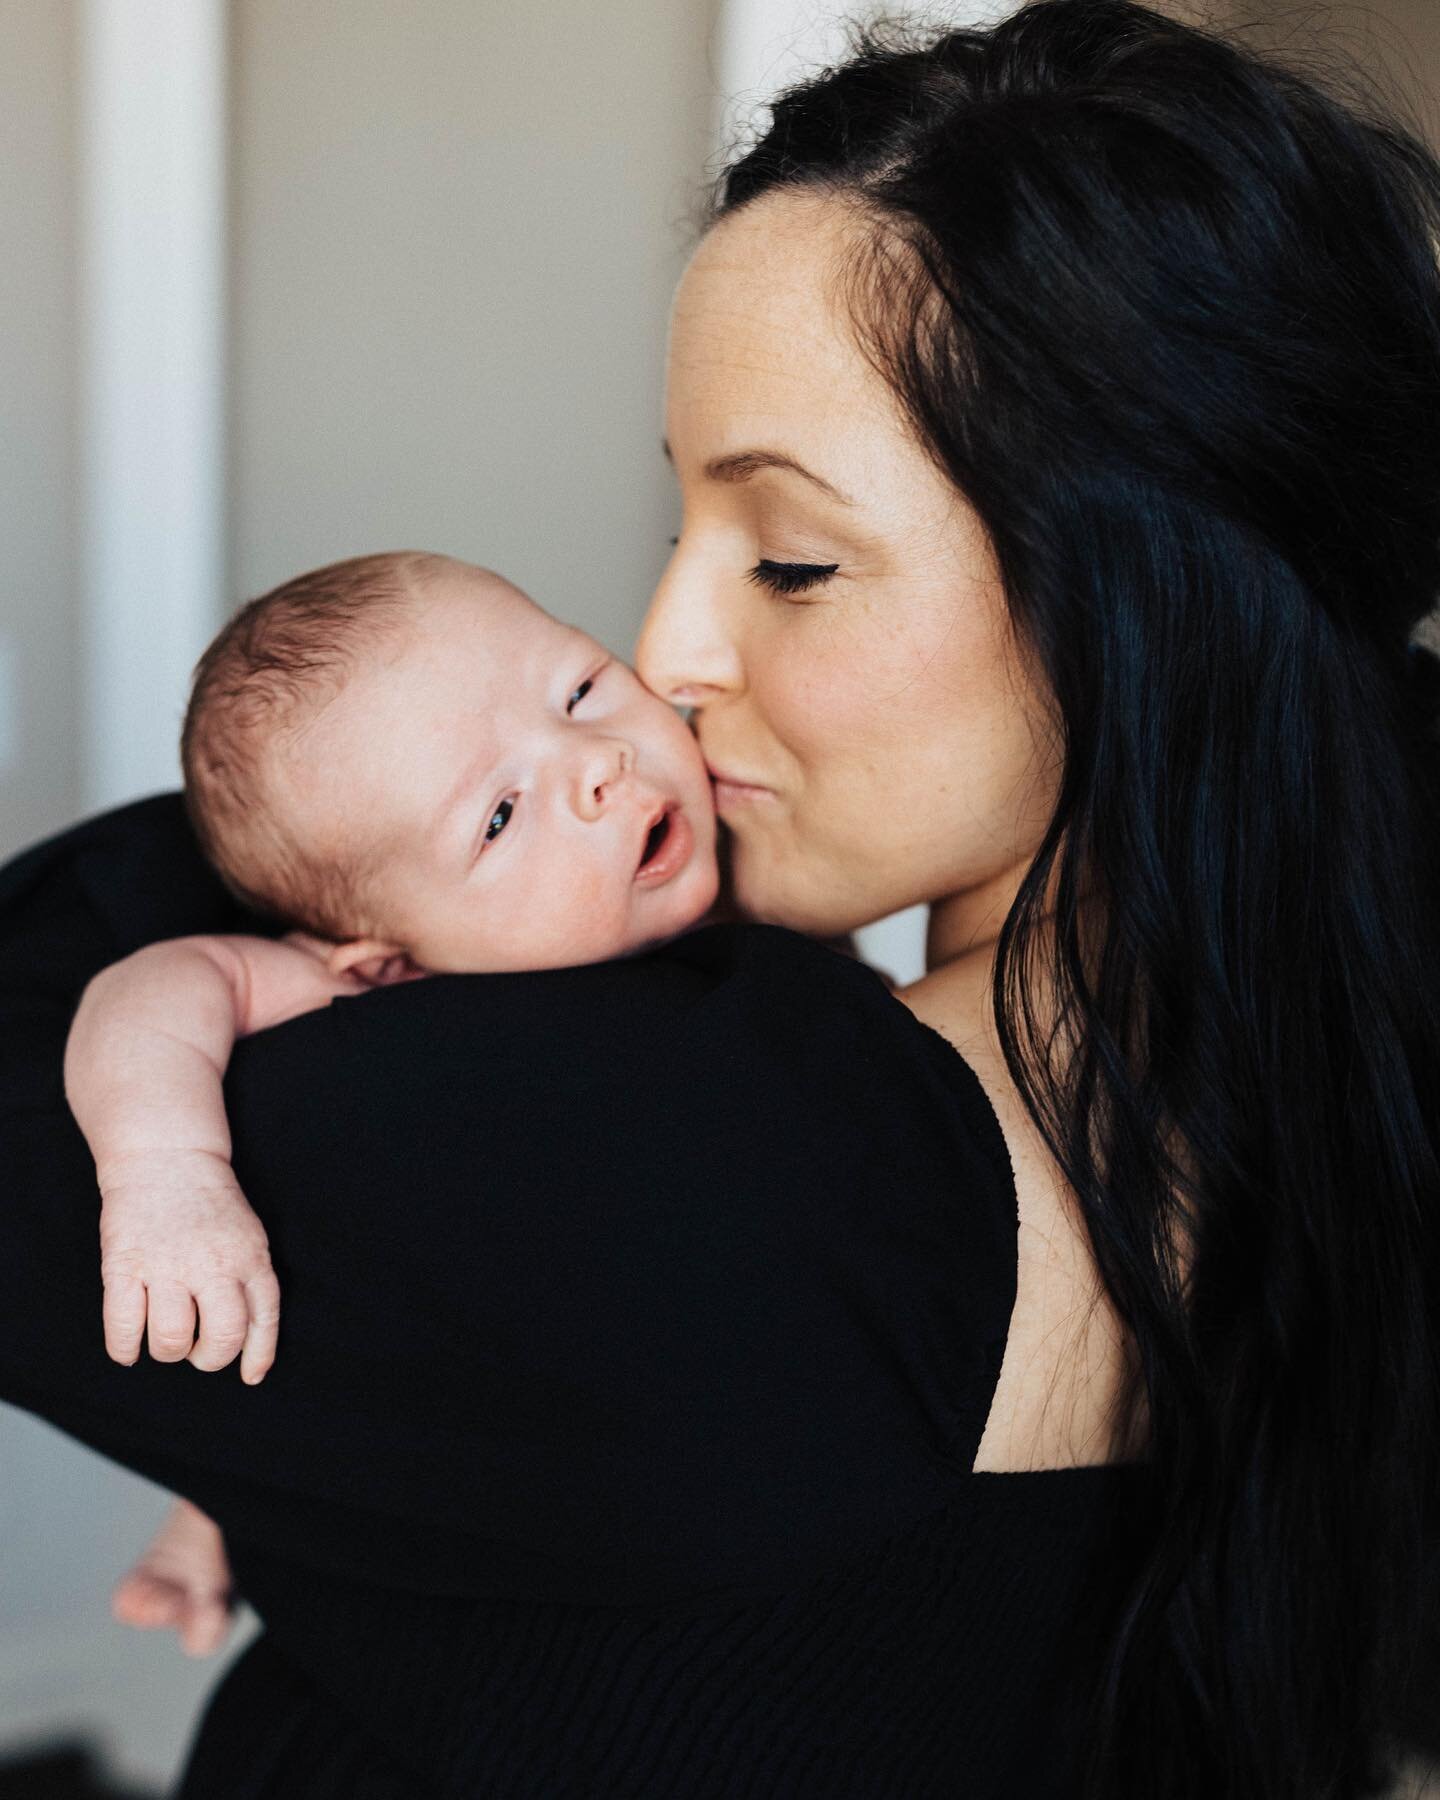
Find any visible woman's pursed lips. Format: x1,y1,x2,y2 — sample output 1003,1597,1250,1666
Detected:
703,760,774,797
705,764,776,811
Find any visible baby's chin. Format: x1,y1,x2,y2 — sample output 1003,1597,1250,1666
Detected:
613,844,723,960
553,828,718,965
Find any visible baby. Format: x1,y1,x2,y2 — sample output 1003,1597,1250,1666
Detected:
64,550,722,1393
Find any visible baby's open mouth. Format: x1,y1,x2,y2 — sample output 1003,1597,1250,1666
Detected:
638,812,672,870
633,803,694,888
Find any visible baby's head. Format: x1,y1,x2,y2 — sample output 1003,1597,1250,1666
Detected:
181,552,720,976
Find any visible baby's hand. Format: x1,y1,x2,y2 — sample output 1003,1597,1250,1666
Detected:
97,1148,281,1385
112,1497,235,1657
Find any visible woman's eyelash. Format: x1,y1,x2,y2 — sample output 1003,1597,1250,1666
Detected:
747,559,840,597
663,536,838,597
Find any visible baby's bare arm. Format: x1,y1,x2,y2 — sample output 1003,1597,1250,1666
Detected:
64,935,364,1383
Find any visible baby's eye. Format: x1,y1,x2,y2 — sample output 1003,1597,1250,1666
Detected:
484,798,514,845
566,677,594,714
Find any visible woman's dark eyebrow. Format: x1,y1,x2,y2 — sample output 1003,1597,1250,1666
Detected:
660,439,855,507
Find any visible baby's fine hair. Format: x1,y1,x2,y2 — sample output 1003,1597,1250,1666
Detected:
181,550,454,940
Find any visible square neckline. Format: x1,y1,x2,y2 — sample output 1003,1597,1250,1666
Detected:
875,972,1147,1485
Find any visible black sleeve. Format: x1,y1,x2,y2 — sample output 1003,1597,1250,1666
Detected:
0,793,1015,1608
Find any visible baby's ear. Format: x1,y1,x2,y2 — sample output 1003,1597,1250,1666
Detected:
325,938,427,988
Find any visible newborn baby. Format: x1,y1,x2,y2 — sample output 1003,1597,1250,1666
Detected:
64,550,721,1391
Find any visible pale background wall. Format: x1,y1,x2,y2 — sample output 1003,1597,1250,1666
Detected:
0,8,235,1785
0,3,80,857
227,0,713,642
0,1,1436,1793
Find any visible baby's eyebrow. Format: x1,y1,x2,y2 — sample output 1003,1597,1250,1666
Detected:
435,741,496,846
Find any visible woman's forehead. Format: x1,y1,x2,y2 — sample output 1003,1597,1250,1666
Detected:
665,195,899,451
670,198,863,377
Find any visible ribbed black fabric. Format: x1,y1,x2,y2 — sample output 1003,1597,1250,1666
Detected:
198,1466,1149,1799
0,795,1152,1798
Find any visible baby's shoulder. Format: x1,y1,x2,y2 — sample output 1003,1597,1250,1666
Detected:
319,922,908,1097
288,920,1012,1209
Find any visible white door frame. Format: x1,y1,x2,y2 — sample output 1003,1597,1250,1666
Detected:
77,0,227,813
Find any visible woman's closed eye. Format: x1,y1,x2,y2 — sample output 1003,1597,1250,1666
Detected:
747,558,839,597
665,536,839,600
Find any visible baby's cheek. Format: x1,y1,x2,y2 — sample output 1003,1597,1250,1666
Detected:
546,856,633,954
685,839,722,917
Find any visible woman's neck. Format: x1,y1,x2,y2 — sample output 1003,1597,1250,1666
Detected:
926,850,1099,980
924,867,1020,980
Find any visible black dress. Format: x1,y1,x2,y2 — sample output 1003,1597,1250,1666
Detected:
0,794,1152,1799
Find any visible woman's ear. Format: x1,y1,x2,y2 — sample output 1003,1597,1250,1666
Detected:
325,938,427,988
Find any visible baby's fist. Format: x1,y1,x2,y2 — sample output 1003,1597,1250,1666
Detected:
97,1148,281,1385
113,1497,235,1657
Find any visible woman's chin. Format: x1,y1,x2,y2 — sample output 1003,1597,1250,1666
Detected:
729,871,851,939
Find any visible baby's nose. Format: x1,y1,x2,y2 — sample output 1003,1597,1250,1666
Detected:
576,738,636,818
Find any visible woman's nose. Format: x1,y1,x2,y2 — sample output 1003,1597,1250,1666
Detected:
575,737,636,821
634,556,744,707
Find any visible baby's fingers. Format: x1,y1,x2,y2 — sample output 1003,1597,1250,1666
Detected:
239,1272,281,1387
102,1274,147,1366
179,1592,235,1658
145,1283,197,1363
112,1568,184,1630
186,1283,250,1373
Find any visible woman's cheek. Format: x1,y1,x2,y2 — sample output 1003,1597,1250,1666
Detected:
756,634,856,765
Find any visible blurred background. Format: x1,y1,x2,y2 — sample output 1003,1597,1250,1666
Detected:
0,0,1436,1792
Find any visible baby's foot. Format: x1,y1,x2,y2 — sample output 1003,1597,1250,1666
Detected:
112,1497,234,1657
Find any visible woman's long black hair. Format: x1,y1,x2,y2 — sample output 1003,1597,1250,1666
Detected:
712,3,1440,1794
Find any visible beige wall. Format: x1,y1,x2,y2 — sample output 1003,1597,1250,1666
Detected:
228,0,716,657
1227,0,1439,150
1351,0,1439,150
1382,0,1440,69
0,2,80,857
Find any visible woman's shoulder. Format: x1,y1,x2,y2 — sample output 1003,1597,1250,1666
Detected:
218,921,1022,1603
270,918,1020,1294
317,919,1011,1184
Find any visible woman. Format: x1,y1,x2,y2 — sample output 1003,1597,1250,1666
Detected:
3,1,1439,1793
